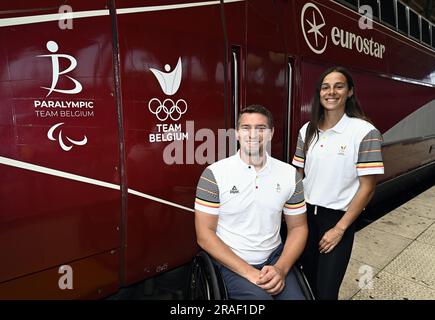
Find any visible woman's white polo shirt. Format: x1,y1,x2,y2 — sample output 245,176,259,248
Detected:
292,114,384,211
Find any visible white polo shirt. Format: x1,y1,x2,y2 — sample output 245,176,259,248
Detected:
195,151,306,265
292,114,384,211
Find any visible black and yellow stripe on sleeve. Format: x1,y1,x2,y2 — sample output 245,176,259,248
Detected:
284,171,306,213
195,168,220,209
357,129,384,174
292,132,305,168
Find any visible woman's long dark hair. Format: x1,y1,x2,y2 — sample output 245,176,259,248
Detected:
303,66,370,155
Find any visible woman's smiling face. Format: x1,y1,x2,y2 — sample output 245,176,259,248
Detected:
320,71,353,113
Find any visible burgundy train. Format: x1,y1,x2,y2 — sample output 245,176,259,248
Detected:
1,0,434,299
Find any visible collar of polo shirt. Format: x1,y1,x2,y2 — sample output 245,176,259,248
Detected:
320,113,351,133
236,150,272,175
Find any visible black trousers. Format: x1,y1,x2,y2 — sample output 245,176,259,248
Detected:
301,203,356,300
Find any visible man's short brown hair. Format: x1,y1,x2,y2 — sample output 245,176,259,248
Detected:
237,105,274,129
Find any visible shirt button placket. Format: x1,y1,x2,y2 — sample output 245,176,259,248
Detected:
320,134,326,149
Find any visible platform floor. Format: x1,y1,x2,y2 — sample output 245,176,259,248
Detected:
339,185,435,300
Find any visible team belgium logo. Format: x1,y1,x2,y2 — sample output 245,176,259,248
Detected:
338,145,347,156
148,57,188,122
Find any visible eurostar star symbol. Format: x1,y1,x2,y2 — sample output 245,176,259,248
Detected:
306,11,325,47
301,3,328,54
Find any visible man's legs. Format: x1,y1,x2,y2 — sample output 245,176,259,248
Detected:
218,265,273,300
215,244,306,300
266,244,305,300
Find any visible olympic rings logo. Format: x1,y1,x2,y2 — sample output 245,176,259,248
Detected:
148,98,188,121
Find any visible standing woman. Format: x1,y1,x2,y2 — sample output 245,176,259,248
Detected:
292,66,384,300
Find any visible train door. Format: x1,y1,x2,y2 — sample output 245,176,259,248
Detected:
244,0,290,161
114,1,233,286
222,0,246,154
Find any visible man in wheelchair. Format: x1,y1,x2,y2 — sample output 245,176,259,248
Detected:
194,105,309,300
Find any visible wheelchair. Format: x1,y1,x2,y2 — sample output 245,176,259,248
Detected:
188,250,315,300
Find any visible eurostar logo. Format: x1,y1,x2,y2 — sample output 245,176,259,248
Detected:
301,3,328,54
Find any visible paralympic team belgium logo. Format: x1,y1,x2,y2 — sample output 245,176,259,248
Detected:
148,57,188,121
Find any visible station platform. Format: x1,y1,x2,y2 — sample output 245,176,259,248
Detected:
339,185,435,299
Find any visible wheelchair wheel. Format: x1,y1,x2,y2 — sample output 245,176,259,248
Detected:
188,251,227,300
292,264,315,300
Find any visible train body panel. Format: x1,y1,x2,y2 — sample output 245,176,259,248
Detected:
0,0,434,298
0,0,122,298
115,0,227,287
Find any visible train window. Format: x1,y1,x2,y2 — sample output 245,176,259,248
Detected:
336,0,358,10
421,19,430,46
432,25,435,48
397,2,408,34
380,0,396,27
408,9,420,40
359,0,379,19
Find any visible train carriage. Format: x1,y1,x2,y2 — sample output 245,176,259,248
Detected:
0,0,434,299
